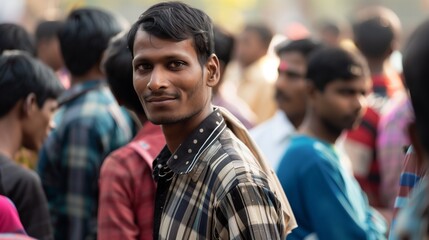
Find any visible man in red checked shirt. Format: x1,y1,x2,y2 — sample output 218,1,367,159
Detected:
97,32,165,240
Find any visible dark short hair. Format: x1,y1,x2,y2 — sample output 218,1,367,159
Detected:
59,7,123,76
127,1,214,66
353,8,399,59
0,23,36,56
244,23,273,49
35,20,63,44
213,26,235,66
275,38,323,59
402,19,429,152
318,20,341,37
306,47,369,91
0,51,64,117
103,32,144,114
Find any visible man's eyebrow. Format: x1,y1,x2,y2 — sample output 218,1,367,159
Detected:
133,54,189,62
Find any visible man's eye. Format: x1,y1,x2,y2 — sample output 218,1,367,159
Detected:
136,63,152,71
168,61,186,69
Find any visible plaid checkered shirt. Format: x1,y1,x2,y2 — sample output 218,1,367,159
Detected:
152,108,295,239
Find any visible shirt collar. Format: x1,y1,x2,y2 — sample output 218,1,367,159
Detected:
153,108,226,180
58,80,105,106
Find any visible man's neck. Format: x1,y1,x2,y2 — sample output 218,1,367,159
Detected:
70,67,105,86
162,106,214,153
0,115,22,159
298,113,341,144
288,114,304,130
367,58,388,76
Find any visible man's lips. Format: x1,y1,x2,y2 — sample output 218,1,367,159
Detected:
144,93,178,103
145,96,176,102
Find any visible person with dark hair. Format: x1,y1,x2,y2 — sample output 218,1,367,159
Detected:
251,38,322,170
97,32,165,240
352,6,403,98
344,6,406,215
0,22,51,170
211,25,256,129
35,20,70,89
35,20,63,72
0,23,36,56
37,8,135,240
316,19,344,47
128,2,296,239
389,19,429,240
277,47,387,239
0,50,64,239
223,22,277,124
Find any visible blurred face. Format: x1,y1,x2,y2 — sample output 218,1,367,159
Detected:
235,30,266,67
275,51,307,127
313,77,371,135
37,38,64,71
132,30,218,126
22,99,58,151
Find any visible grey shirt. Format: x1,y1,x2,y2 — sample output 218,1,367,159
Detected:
0,154,53,240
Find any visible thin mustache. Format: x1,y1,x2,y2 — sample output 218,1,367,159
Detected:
143,91,179,101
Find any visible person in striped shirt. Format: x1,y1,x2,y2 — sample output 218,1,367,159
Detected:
127,2,296,239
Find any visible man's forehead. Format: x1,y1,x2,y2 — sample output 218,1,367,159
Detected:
133,30,196,56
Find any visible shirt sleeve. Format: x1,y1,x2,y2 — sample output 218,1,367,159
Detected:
213,182,285,239
98,149,154,240
299,159,385,240
389,147,422,237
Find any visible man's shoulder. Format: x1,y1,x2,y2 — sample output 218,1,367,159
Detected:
282,136,331,166
210,130,269,184
100,145,146,178
250,112,293,138
59,86,121,122
0,160,42,191
249,116,276,137
101,130,164,175
285,135,319,153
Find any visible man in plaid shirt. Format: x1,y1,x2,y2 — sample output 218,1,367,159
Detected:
127,2,296,239
37,8,135,240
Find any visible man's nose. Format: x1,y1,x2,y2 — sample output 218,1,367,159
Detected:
147,66,168,91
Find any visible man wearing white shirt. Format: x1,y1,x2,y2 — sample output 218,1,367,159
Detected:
251,38,322,170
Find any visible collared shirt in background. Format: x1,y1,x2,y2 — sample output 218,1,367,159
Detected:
278,135,387,239
250,110,295,171
38,80,135,240
98,122,165,240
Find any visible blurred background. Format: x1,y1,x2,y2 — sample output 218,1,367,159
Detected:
1,0,428,47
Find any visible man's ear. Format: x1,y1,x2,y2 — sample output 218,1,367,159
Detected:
407,121,426,166
205,54,220,87
21,93,37,117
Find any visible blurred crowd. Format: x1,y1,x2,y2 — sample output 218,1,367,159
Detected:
0,1,428,240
